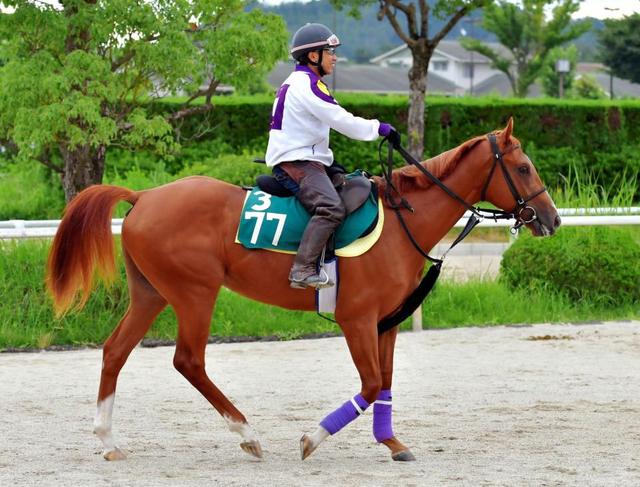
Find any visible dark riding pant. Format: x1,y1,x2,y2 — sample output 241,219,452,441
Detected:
275,161,346,280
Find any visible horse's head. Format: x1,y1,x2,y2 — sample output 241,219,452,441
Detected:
481,118,561,236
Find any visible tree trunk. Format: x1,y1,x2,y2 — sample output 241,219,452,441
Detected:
407,45,432,160
60,144,106,201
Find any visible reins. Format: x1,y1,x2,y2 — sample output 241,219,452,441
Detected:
375,133,547,335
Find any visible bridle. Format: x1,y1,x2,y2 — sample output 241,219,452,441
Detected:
375,132,548,335
380,133,548,264
482,134,547,233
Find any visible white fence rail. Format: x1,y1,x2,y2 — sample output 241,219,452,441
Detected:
1,208,639,239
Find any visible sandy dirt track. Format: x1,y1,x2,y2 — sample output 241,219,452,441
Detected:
1,321,639,486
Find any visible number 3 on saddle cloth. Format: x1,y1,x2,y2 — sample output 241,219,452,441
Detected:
235,170,384,313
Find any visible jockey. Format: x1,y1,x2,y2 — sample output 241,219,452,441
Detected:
266,23,400,289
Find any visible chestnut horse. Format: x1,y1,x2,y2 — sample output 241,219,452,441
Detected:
47,118,560,462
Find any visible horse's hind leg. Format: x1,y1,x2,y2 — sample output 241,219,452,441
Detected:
375,326,416,461
94,252,167,460
171,290,263,459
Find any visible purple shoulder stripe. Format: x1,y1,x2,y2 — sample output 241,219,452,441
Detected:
295,64,337,105
310,79,337,105
270,84,290,130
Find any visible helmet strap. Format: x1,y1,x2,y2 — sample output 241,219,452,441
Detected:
317,49,326,77
306,50,326,77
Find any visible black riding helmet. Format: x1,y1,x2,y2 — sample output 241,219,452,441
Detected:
290,23,340,76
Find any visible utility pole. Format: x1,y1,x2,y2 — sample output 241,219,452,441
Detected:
332,7,337,92
461,17,480,95
555,59,570,98
606,7,619,100
610,70,614,99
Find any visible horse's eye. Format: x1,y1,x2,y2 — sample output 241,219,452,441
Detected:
518,165,530,175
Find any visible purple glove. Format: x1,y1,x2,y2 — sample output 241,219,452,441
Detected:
378,122,393,137
379,122,401,148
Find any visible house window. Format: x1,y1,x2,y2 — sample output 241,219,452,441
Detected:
463,63,475,79
432,61,448,71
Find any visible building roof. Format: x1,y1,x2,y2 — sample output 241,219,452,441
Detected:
267,62,458,95
472,72,542,97
370,40,512,65
266,62,640,98
593,73,640,98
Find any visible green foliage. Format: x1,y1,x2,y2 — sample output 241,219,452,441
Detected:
571,74,606,100
500,227,640,306
0,239,339,349
0,1,288,198
329,1,491,155
2,237,637,349
152,94,640,189
598,13,640,84
460,0,591,97
3,94,640,220
540,45,578,97
545,165,638,209
0,160,64,219
422,277,639,328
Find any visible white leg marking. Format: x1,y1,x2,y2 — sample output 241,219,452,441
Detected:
225,416,258,442
300,425,330,460
94,394,118,453
308,426,330,448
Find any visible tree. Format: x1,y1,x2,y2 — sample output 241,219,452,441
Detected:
599,13,640,84
540,44,578,97
459,0,590,97
330,0,490,159
0,1,287,201
572,74,605,99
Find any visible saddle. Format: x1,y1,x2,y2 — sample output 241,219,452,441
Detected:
235,168,382,256
255,163,373,215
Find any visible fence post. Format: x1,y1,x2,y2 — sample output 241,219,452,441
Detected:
412,307,422,332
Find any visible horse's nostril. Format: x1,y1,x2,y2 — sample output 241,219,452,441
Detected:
554,215,562,228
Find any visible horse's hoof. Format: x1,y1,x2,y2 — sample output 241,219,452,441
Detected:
240,440,263,459
300,434,316,460
392,449,416,462
103,447,127,461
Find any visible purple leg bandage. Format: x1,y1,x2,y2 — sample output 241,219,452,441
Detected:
373,389,394,442
319,394,369,435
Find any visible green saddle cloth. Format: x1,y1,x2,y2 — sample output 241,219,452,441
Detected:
237,184,378,252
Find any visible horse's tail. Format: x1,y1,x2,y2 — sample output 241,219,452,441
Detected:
46,185,138,317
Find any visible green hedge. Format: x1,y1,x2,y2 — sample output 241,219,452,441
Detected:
155,94,640,157
500,226,640,306
150,95,640,192
2,94,639,220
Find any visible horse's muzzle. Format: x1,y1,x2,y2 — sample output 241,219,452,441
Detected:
529,211,561,237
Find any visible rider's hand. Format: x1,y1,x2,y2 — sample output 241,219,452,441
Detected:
387,126,401,149
379,122,401,148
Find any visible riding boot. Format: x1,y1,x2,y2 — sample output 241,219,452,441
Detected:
278,161,346,289
289,216,340,288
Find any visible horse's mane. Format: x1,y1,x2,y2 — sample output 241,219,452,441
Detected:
373,133,490,197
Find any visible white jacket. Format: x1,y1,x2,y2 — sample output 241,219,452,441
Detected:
265,65,381,168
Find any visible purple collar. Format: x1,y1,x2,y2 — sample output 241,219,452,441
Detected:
295,64,322,80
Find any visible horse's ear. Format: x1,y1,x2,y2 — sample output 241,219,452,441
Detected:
500,117,514,142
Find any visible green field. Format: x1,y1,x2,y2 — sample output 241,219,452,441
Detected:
1,238,637,351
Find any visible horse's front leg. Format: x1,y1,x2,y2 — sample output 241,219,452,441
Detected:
300,317,382,460
375,325,416,461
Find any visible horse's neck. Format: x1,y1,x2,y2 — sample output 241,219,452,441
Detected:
403,159,484,253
